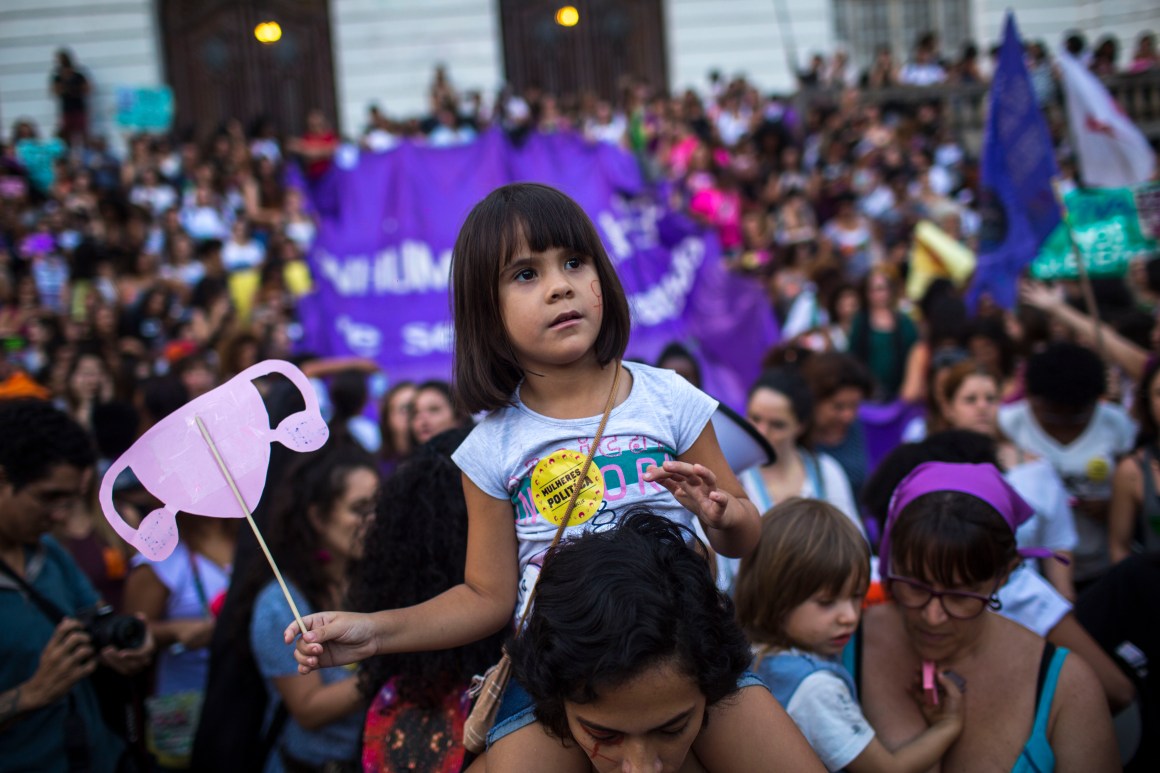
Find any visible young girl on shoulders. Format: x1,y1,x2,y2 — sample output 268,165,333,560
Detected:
287,183,803,770
734,498,964,773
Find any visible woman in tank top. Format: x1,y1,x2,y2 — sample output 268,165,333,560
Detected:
1110,358,1160,562
850,462,1117,772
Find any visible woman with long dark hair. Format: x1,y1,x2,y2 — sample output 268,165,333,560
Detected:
350,427,504,772
407,380,471,446
376,380,416,474
847,267,918,401
237,442,379,772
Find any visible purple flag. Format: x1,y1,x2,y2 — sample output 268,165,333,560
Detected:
970,12,1061,309
296,130,779,410
858,400,924,472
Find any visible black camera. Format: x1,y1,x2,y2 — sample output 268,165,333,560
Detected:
78,605,146,650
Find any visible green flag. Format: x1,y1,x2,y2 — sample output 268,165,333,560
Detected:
1030,187,1157,280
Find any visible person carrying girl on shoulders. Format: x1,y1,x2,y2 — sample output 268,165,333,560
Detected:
735,498,964,772
285,182,807,771
492,509,819,773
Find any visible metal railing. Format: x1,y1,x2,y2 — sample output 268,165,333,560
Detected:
794,71,1160,155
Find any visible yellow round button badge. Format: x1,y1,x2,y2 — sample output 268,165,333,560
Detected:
1086,456,1110,484
530,449,605,526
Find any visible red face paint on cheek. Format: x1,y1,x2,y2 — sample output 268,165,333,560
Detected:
590,279,603,310
581,740,618,764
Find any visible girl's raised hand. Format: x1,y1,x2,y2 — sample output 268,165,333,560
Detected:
644,460,733,530
283,611,381,674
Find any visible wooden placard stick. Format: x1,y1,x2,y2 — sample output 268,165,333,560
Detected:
194,415,307,634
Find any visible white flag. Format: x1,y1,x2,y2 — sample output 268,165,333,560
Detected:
1057,52,1156,188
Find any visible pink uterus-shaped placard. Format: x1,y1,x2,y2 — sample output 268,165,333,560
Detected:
99,360,329,561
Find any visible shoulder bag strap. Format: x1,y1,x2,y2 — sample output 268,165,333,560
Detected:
187,550,212,618
804,451,826,500
258,701,289,765
514,363,622,631
0,553,69,625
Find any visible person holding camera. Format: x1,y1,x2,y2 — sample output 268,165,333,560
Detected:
0,399,154,772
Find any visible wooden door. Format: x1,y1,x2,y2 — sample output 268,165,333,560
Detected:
500,0,668,103
160,0,338,142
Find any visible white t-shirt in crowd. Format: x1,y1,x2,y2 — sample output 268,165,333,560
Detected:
717,452,865,594
859,185,897,221
1005,458,1080,560
999,401,1135,581
180,205,230,241
739,452,862,530
222,239,265,272
453,362,717,619
364,128,399,153
999,564,1071,637
584,116,627,145
715,109,752,147
130,543,229,697
784,670,876,771
129,184,178,216
908,165,954,197
285,219,316,251
781,288,826,340
899,62,947,86
161,261,206,290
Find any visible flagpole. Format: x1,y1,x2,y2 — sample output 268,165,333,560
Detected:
1052,53,1110,362
1051,178,1106,361
771,0,799,84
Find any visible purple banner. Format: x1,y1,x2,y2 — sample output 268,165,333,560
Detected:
297,129,779,410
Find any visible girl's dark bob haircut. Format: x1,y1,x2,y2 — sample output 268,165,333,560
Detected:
508,509,751,742
889,490,1018,590
451,183,632,413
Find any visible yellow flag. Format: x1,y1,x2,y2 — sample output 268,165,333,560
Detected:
906,220,976,301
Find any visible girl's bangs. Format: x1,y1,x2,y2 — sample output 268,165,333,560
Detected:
498,190,602,267
816,535,870,598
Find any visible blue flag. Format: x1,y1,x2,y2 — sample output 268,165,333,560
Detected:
970,12,1061,309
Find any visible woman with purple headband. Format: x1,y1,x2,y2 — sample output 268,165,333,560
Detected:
845,462,1117,772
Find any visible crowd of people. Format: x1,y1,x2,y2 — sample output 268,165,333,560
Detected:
1,25,1158,772
797,28,1158,93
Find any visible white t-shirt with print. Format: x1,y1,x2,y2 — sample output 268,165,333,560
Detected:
999,401,1135,581
453,362,717,619
784,670,876,771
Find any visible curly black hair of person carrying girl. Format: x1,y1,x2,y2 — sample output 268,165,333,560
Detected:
347,426,506,707
508,509,753,742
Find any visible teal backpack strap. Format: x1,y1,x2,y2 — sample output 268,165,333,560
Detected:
804,451,826,500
